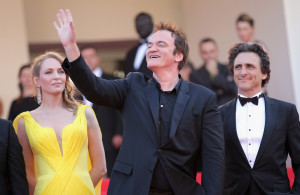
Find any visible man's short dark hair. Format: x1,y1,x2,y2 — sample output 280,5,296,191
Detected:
236,13,254,27
135,12,153,23
228,43,271,87
154,22,189,70
199,37,217,47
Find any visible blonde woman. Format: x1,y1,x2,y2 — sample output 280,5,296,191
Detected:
13,52,106,195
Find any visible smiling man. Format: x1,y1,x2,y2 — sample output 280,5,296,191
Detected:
220,43,300,195
53,9,224,195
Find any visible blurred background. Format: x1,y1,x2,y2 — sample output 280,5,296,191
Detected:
0,0,299,118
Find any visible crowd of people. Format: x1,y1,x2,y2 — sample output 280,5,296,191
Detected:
0,9,299,195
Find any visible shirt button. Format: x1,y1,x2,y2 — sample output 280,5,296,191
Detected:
249,143,251,145
249,160,252,163
249,129,251,131
160,105,163,108
249,115,251,117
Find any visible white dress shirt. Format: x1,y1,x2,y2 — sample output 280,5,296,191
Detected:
133,34,152,70
236,92,265,168
83,67,102,108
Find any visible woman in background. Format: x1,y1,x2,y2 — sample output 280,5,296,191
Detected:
13,52,106,195
236,13,268,52
8,64,39,121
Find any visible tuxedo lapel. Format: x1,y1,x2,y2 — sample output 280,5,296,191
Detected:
169,81,190,138
254,97,278,166
144,79,160,143
226,99,249,164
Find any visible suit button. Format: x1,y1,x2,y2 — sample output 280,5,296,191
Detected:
157,149,162,153
148,170,153,174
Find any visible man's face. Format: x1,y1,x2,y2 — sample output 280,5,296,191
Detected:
146,30,182,71
233,52,267,95
200,41,218,63
81,48,100,71
135,15,153,39
236,21,254,42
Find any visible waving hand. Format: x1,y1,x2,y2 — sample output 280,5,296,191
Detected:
53,9,80,61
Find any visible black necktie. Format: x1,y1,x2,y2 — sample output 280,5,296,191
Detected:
238,94,264,106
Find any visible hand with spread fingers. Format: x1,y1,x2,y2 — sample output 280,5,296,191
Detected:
53,9,80,62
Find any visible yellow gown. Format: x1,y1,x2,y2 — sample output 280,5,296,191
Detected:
13,105,102,195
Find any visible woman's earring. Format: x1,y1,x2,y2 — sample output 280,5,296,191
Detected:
64,88,68,98
37,87,41,104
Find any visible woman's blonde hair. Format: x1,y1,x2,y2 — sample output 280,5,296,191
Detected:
31,51,80,112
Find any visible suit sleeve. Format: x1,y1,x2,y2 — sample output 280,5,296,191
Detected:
62,55,129,109
7,121,29,195
287,105,300,194
201,93,225,195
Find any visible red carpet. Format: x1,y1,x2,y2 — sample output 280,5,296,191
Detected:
101,167,295,195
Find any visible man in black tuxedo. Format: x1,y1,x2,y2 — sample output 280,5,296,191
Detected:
220,43,300,195
124,12,153,77
54,9,224,195
81,47,123,177
190,38,237,106
0,119,28,194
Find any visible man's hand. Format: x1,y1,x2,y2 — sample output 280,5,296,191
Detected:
206,60,219,78
112,135,123,149
53,9,80,62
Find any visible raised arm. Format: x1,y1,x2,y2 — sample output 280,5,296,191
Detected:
53,9,80,62
53,9,129,109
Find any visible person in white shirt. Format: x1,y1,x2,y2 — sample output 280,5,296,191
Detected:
124,12,153,77
220,43,300,195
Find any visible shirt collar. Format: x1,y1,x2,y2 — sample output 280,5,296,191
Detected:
238,91,263,98
139,33,153,44
152,75,182,95
93,67,103,78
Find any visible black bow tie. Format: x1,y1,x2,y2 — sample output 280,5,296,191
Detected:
140,39,148,44
238,94,264,106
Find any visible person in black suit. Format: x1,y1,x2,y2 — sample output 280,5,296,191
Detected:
220,43,300,195
190,38,237,106
0,118,29,195
81,47,123,177
124,12,153,77
53,9,224,195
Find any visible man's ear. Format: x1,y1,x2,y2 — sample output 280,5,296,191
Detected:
175,52,183,62
33,77,40,88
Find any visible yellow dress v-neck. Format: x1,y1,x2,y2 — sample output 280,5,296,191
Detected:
13,105,102,195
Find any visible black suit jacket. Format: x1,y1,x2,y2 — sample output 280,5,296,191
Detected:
220,97,300,195
62,55,225,195
0,119,28,195
124,43,153,77
190,63,237,106
92,73,123,177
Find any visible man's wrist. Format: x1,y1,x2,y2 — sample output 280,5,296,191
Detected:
64,43,80,62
